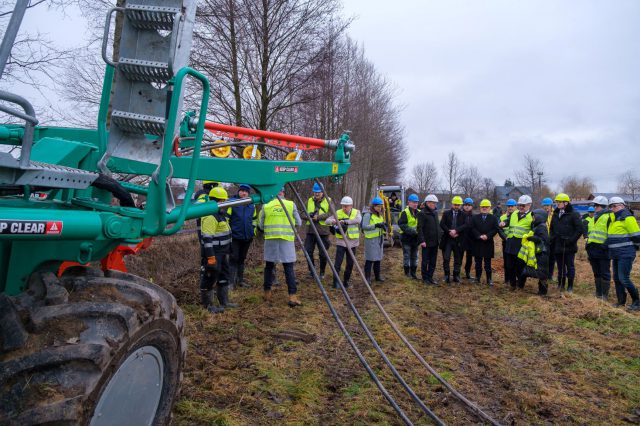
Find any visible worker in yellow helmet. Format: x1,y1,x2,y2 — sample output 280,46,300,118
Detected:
439,195,466,283
549,193,583,293
199,186,237,313
469,199,499,285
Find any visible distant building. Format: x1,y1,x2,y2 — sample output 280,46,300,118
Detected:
493,185,532,204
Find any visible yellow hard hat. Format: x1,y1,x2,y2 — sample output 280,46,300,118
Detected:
209,186,228,200
203,180,219,186
480,199,492,207
555,193,570,202
451,195,463,205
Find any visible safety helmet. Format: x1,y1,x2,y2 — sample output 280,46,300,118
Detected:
209,186,228,200
479,199,492,207
424,194,438,203
609,196,625,206
588,206,595,212
312,183,323,193
541,197,553,206
506,199,517,207
532,208,548,224
203,180,219,186
371,197,383,205
517,195,532,205
592,195,608,206
408,194,419,202
238,184,252,192
463,197,474,205
555,193,570,202
451,195,463,205
340,196,353,205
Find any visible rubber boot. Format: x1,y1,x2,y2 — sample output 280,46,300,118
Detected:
201,290,224,313
628,288,640,311
538,280,548,296
410,266,418,280
486,271,493,286
594,278,602,298
288,294,302,307
558,277,566,291
567,278,574,293
217,285,238,308
601,279,610,300
404,266,411,277
374,262,385,282
453,274,461,283
444,275,450,284
237,265,250,288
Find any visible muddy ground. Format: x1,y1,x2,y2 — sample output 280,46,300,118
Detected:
127,231,640,425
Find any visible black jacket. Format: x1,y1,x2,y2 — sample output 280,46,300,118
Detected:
417,205,441,248
461,210,475,250
470,213,499,258
439,208,467,249
550,203,583,254
398,207,420,244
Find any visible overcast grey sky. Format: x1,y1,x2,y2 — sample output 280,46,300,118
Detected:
341,0,640,192
5,1,640,192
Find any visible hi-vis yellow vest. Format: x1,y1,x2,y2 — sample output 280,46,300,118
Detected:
306,197,330,226
263,198,295,241
508,211,533,239
517,231,538,269
500,213,511,238
364,213,384,239
588,212,613,245
399,207,417,234
336,208,360,240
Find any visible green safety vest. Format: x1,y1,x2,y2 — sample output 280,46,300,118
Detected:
306,197,330,226
517,231,538,269
500,213,510,237
336,208,361,240
399,207,418,234
263,198,295,241
364,213,384,239
508,211,533,239
588,212,612,244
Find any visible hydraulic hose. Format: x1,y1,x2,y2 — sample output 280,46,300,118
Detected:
287,184,445,425
274,194,413,426
314,179,503,426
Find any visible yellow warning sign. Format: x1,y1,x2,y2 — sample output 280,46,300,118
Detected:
332,163,339,174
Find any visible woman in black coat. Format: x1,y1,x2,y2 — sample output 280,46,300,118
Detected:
549,195,584,292
527,209,551,296
417,196,442,285
470,201,499,285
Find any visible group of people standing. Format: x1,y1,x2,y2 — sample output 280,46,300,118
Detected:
195,181,640,313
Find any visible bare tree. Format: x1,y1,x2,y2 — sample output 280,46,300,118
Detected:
618,170,640,199
442,151,462,197
458,165,482,199
480,177,495,201
514,154,545,198
560,175,596,200
408,162,438,198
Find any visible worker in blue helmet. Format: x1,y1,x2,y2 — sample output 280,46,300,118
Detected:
581,206,596,239
362,197,387,283
399,194,421,279
301,182,331,280
461,198,476,281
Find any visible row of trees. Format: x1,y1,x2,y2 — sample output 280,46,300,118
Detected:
2,0,407,208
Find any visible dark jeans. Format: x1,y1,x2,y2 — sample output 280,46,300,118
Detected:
612,256,639,304
364,260,382,280
441,240,462,277
230,238,253,283
304,233,330,275
474,256,492,281
402,242,419,268
200,253,230,291
463,248,474,277
421,246,438,280
555,252,576,280
334,245,357,284
589,257,611,282
264,261,297,294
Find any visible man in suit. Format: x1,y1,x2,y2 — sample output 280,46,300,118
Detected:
439,195,467,283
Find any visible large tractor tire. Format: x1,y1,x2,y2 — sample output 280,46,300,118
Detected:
0,266,186,425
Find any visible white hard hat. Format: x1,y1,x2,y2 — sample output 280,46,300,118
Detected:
340,196,353,205
517,195,532,205
592,195,608,206
424,194,438,203
609,196,625,206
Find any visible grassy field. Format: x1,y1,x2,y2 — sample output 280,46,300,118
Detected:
127,232,640,425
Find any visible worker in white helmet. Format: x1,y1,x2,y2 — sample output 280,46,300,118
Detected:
417,194,441,284
325,196,362,288
505,194,534,290
586,195,613,299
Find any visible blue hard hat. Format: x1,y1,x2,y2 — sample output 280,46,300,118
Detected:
408,194,419,202
464,197,474,205
372,197,383,205
506,199,517,206
238,184,251,191
542,197,553,206
588,206,595,212
312,183,323,193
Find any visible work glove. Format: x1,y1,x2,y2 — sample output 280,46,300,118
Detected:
375,223,385,229
207,256,217,266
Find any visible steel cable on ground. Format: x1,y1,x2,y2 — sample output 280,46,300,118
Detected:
286,184,444,425
274,194,413,426
313,179,503,426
